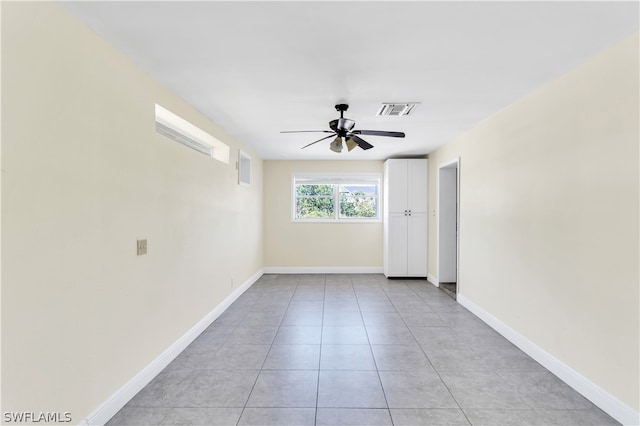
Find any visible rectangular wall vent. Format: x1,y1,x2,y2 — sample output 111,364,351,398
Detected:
376,103,419,116
155,104,230,164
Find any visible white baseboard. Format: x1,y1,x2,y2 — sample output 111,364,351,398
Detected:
427,273,439,287
263,266,383,274
80,269,263,426
457,293,640,426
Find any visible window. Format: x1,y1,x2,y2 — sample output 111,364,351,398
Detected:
292,174,381,222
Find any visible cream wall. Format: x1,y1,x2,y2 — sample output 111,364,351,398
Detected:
428,34,639,412
2,2,263,422
264,160,383,269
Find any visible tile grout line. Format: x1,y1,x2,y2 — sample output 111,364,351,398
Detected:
124,278,267,424
352,276,395,425
235,275,299,426
313,274,327,426
398,280,474,426
111,276,618,426
150,282,262,425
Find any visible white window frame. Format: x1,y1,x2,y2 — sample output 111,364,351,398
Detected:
291,173,382,223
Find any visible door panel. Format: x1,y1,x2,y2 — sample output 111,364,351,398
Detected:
387,213,408,276
438,167,458,282
407,213,428,277
387,160,408,213
408,160,428,213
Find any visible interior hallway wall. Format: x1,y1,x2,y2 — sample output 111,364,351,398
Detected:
2,2,263,421
428,34,639,413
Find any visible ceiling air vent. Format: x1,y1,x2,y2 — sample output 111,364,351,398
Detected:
376,103,419,117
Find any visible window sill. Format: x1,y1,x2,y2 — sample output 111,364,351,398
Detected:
291,219,382,224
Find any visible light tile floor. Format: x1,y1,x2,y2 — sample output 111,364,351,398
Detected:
107,274,619,425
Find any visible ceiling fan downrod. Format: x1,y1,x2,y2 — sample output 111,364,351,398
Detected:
335,104,349,118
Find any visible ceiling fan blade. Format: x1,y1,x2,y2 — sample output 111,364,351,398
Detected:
301,133,337,149
281,130,334,134
353,130,406,138
350,134,374,150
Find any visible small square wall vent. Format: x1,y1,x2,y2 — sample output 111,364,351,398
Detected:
376,103,419,116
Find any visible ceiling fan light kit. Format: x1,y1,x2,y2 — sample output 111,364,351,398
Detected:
281,103,406,153
329,136,343,153
345,138,358,152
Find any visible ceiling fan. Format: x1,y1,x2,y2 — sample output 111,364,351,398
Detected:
281,104,406,153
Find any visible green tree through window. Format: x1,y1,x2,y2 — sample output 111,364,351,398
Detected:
296,184,334,219
339,184,377,218
293,177,380,221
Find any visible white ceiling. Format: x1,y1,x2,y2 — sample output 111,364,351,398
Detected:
59,1,638,160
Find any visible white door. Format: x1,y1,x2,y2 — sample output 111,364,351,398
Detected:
387,213,408,276
387,160,408,213
408,160,428,213
438,159,459,285
408,213,428,277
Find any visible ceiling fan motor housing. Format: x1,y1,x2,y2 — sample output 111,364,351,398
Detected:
330,118,356,136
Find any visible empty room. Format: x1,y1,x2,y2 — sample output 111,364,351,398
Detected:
2,1,638,426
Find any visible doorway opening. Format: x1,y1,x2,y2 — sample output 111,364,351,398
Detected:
438,158,459,300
